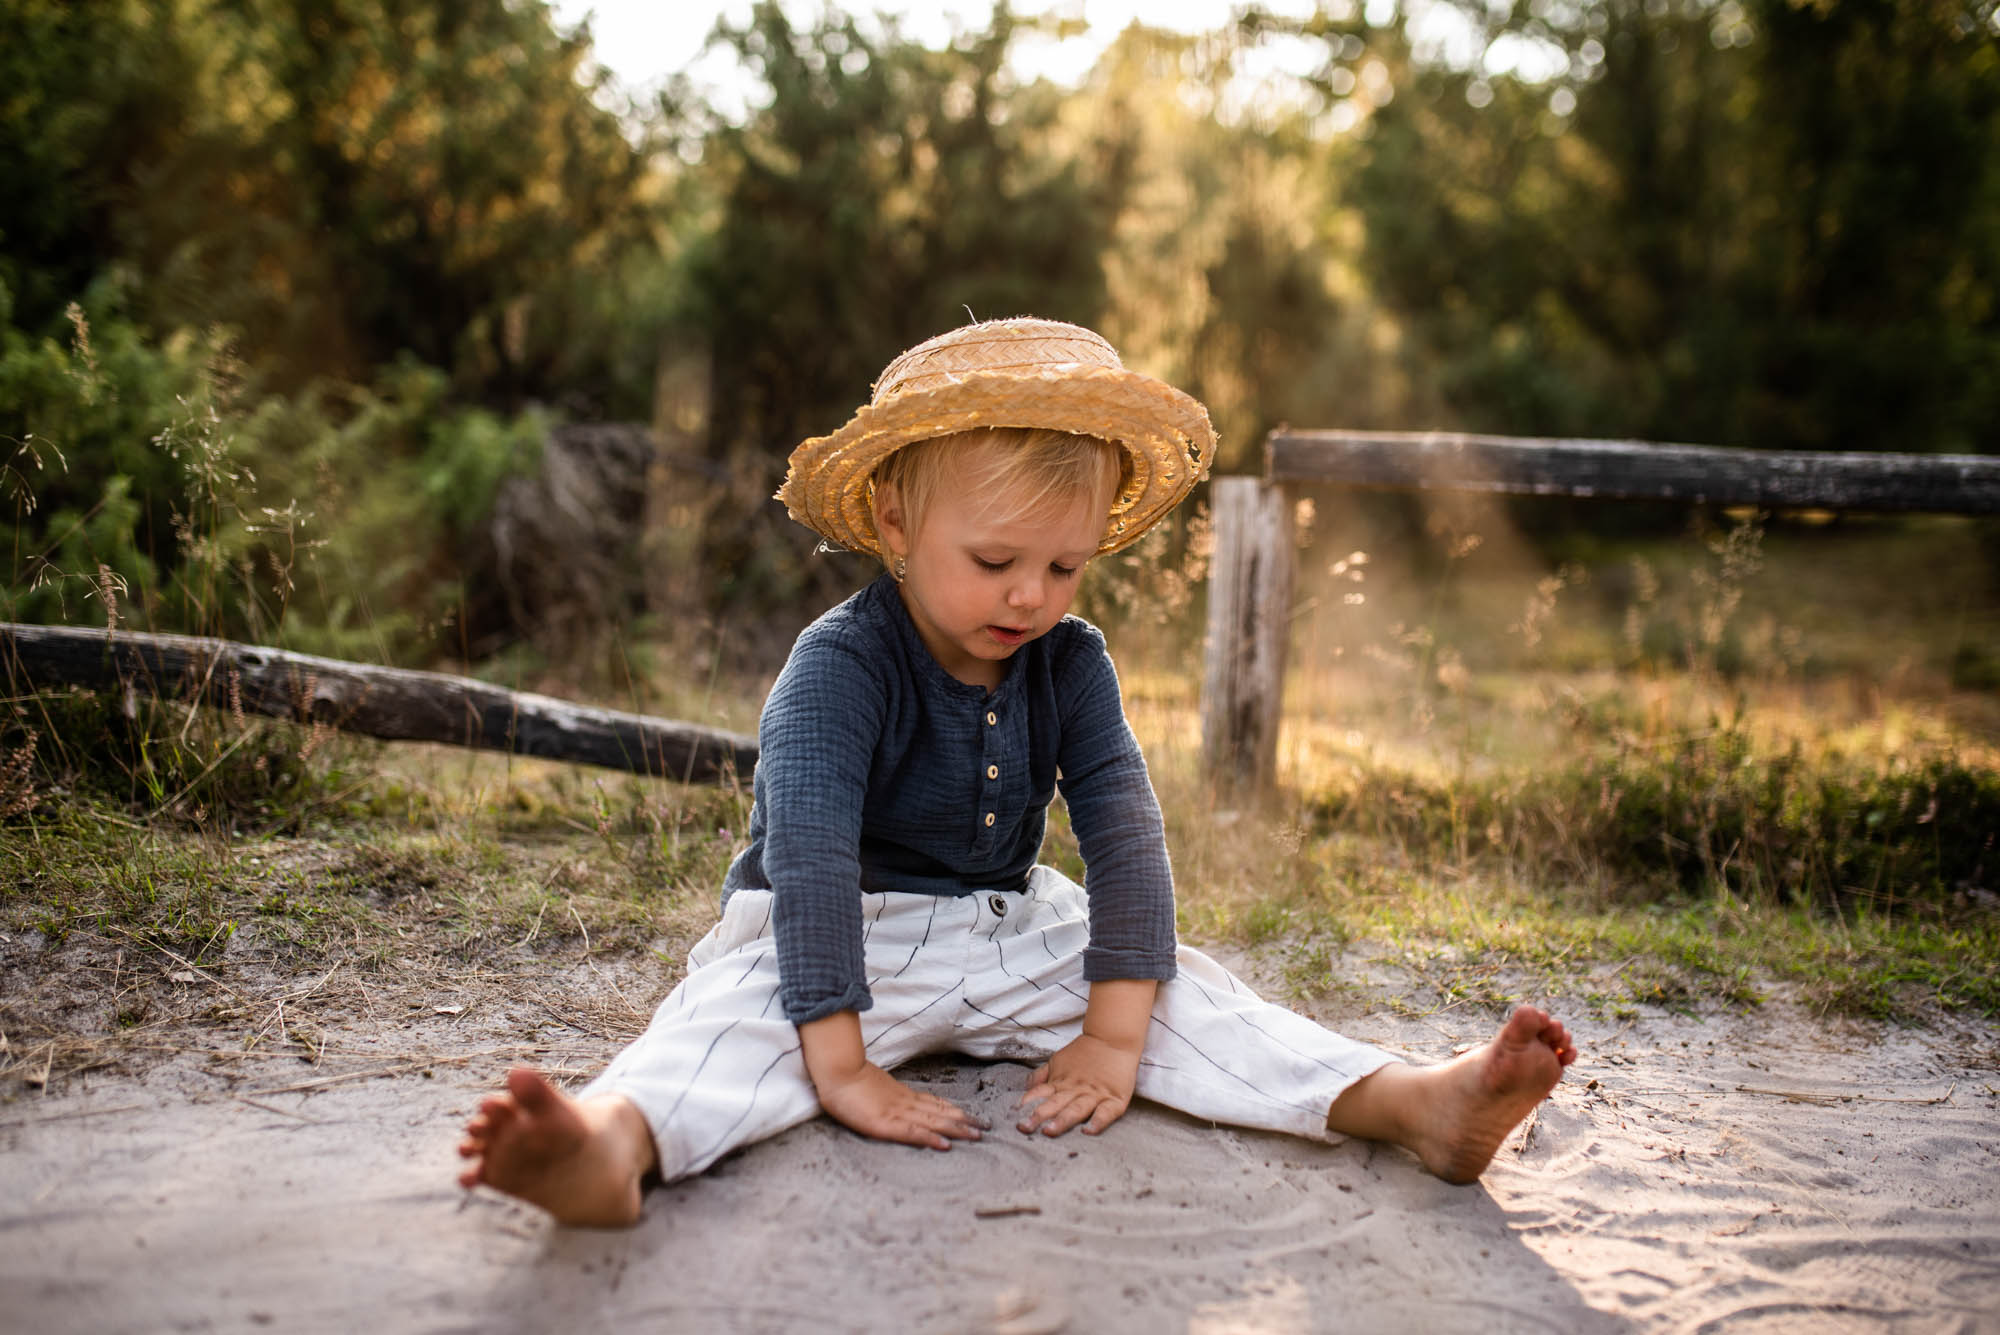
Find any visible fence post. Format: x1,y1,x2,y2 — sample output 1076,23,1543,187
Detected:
1200,477,1295,795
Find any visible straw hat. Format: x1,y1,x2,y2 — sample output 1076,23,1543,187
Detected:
777,317,1215,557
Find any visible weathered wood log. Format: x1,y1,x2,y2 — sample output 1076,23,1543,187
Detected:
1267,431,2000,514
1200,478,1295,795
0,622,758,785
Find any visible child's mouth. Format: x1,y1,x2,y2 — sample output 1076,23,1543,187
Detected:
986,625,1028,647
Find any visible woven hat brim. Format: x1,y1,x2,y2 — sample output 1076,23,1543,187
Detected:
780,365,1215,558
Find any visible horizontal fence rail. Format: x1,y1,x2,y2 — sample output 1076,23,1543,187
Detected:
1204,429,2000,792
1,622,758,785
1267,431,2000,514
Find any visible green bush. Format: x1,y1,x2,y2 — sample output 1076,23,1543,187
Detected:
241,359,547,662
0,275,222,629
3,688,362,834
2,278,547,663
1310,727,1998,917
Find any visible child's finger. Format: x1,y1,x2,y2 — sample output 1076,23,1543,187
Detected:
1080,1099,1128,1135
1036,1094,1098,1137
910,1095,983,1139
927,1109,983,1140
875,1108,952,1150
1014,1086,1054,1122
915,1091,986,1131
903,1123,952,1151
1016,1087,1089,1135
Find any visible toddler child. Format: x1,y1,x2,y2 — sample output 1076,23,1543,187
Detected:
457,318,1577,1227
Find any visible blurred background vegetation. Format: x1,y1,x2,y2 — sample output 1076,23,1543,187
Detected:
4,0,1998,1016
7,0,1995,671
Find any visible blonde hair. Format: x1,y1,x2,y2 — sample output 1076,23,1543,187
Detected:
872,427,1124,565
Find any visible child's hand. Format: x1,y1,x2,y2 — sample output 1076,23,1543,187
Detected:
1016,1033,1141,1137
814,1060,987,1151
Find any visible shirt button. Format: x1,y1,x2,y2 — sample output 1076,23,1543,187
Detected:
988,894,1008,916
986,711,997,726
986,764,999,780
984,812,996,827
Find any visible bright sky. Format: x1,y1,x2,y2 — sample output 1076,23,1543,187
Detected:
544,0,1565,127
547,0,1330,116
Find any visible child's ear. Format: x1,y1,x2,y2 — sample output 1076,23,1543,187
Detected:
873,478,910,559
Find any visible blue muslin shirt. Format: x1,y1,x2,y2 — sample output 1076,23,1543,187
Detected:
721,574,1178,1025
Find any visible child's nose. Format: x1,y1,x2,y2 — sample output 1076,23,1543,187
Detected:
1008,576,1044,611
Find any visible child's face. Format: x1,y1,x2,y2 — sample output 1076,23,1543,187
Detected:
878,471,1104,690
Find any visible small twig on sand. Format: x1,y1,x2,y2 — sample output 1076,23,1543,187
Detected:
247,1054,475,1097
973,1204,1043,1219
0,1101,146,1131
231,1094,325,1123
1516,1104,1541,1155
1861,1080,1956,1106
1734,1084,1844,1107
583,960,648,1026
1734,1082,1957,1107
287,963,345,1006
538,1001,616,1040
517,896,550,948
107,926,253,1007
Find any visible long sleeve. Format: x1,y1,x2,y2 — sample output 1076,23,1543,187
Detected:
754,628,886,1024
1053,628,1178,983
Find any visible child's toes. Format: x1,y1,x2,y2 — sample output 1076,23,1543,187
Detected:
478,1101,522,1139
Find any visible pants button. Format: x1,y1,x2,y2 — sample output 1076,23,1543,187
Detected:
988,894,1008,917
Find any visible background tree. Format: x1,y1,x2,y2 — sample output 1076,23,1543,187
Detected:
1340,0,2000,452
688,6,1129,465
7,0,1996,669
675,5,1135,611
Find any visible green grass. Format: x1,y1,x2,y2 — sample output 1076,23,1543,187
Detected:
5,514,1998,1034
1195,845,2000,1023
1,688,750,978
1123,509,2000,1022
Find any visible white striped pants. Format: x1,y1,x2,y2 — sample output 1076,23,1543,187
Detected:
581,867,1399,1182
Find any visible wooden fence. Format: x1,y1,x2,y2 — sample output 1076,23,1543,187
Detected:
1199,430,2000,793
0,622,758,785
13,429,1998,796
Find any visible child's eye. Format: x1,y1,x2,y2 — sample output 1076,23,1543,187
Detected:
1050,564,1079,580
973,556,1011,572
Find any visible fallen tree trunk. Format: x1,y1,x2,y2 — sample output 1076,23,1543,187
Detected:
0,622,758,785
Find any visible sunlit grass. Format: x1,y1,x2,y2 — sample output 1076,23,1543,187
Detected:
6,514,1997,1024
1108,510,2000,1022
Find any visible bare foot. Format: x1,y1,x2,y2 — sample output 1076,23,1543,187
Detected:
456,1068,656,1227
1328,1005,1577,1185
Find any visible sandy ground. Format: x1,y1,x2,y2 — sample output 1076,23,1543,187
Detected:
4,953,1998,1335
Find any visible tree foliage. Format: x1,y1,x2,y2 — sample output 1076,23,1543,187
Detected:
1345,0,2000,452
687,6,1130,468
4,0,1996,667
2,0,661,408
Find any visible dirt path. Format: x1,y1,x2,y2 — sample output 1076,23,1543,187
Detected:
5,952,1997,1335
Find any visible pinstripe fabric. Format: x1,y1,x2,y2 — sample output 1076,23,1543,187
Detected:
582,869,1397,1182
721,575,1178,1026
